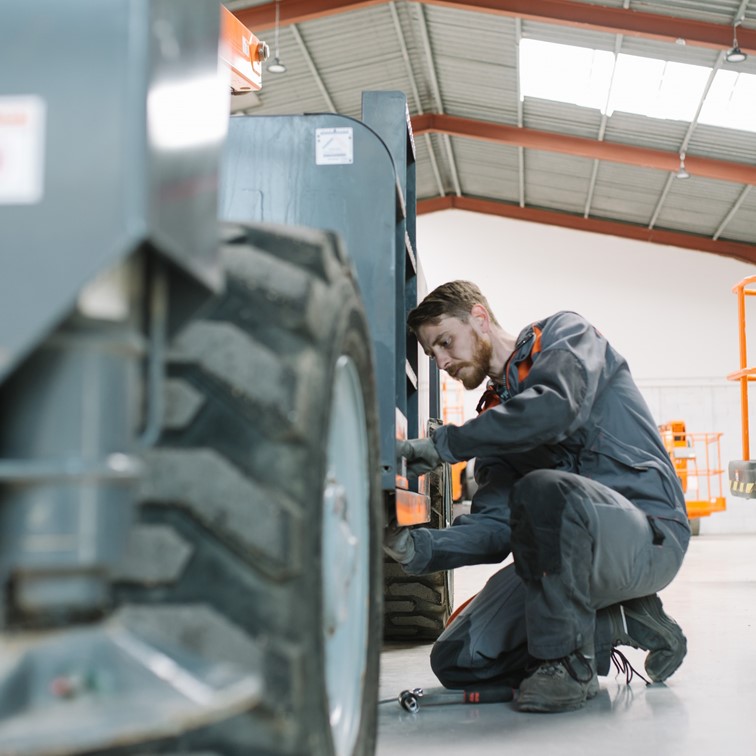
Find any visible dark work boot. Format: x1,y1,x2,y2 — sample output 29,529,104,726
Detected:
608,594,686,682
516,648,598,713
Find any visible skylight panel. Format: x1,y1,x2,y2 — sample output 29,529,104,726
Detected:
519,39,613,111
699,70,756,131
607,57,709,121
519,38,756,133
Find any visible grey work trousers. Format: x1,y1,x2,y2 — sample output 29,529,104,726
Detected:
431,469,690,687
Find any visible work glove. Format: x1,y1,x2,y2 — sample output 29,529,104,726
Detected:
397,437,442,477
383,518,416,564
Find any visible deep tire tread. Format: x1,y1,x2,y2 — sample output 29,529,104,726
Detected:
112,223,382,756
383,462,454,641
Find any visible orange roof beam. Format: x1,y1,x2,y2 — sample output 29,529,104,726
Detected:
235,0,756,53
235,0,383,30
412,113,756,187
418,195,756,266
424,0,756,53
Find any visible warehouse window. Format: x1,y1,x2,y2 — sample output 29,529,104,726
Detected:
519,41,614,110
607,55,708,121
519,39,756,133
698,69,756,131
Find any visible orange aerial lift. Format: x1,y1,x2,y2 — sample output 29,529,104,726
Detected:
727,275,756,499
659,420,726,535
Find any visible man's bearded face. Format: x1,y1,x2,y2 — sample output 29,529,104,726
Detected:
453,330,492,390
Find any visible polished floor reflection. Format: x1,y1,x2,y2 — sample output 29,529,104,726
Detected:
377,529,756,755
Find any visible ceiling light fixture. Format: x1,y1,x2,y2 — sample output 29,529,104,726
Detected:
267,57,287,74
726,21,748,63
267,0,287,74
676,151,690,179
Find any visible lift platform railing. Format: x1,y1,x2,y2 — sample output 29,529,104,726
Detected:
659,421,726,520
727,275,756,498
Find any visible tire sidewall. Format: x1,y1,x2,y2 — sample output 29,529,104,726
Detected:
300,277,382,756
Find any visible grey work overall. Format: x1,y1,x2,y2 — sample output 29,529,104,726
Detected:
402,311,691,683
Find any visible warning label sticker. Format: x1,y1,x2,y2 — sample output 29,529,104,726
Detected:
0,96,45,204
315,127,353,165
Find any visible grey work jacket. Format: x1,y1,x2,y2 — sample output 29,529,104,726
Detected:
404,311,688,575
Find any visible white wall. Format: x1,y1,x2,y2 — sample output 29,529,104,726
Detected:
417,209,756,534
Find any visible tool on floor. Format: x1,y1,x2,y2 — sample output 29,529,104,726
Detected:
392,685,515,713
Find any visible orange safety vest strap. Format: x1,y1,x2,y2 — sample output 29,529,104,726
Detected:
476,386,502,414
516,326,543,384
479,325,543,413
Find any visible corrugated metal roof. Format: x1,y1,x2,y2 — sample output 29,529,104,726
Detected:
590,161,670,224
688,124,756,163
524,151,595,213
629,0,748,25
655,176,744,235
426,6,518,122
414,134,447,196
721,189,756,241
228,0,756,258
452,139,521,202
522,19,621,52
524,99,605,138
604,112,691,151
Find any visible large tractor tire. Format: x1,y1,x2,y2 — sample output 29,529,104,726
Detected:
112,224,382,756
383,461,454,641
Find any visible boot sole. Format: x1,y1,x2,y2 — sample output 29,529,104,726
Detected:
624,595,687,682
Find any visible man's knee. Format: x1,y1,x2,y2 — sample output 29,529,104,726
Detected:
510,470,579,580
430,632,532,689
510,468,568,504
430,638,467,688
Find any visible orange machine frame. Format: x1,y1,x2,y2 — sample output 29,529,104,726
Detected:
659,420,726,520
220,5,266,93
394,408,433,526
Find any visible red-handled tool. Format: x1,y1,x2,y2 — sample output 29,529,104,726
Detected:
395,685,515,713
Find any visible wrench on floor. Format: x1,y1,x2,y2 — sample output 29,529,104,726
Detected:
383,685,515,713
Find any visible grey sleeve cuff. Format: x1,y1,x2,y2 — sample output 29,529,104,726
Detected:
431,425,463,463
399,528,433,575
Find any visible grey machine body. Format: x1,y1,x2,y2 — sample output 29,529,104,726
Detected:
220,91,439,493
0,2,263,752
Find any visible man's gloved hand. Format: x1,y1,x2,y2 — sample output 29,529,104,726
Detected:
383,518,416,564
397,437,442,477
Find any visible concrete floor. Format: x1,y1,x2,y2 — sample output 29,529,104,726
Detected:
377,527,756,755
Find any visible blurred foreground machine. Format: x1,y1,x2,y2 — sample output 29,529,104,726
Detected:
0,1,450,754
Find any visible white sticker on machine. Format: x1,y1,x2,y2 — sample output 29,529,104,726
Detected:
315,127,353,165
0,96,46,204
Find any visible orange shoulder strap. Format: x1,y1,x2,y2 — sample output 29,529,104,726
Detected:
517,326,543,383
505,325,543,393
476,385,502,414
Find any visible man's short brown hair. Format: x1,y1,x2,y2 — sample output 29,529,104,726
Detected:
407,280,499,333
